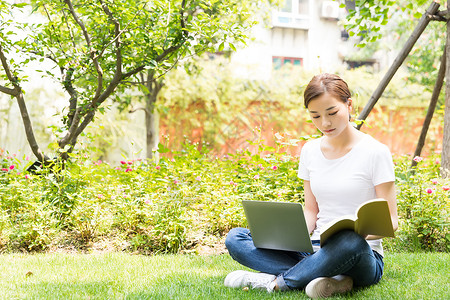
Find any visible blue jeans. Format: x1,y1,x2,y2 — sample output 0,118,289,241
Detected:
225,227,384,291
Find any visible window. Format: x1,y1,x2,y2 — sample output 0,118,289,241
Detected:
273,56,303,70
273,0,310,29
281,0,309,15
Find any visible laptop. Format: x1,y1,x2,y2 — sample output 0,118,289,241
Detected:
242,200,314,253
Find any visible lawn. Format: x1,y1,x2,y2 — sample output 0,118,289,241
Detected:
0,252,448,299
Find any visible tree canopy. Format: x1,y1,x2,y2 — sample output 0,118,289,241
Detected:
0,0,278,161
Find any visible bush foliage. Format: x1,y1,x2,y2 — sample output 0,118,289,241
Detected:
0,134,449,254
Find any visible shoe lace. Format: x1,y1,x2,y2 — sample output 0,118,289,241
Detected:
245,273,273,290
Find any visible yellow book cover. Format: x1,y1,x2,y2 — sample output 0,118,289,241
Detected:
320,198,395,245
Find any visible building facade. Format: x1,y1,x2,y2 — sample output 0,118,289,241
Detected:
231,0,361,80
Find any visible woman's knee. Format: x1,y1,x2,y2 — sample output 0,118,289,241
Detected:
225,227,249,250
326,230,369,253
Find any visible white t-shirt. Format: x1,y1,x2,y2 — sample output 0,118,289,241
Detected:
297,134,395,256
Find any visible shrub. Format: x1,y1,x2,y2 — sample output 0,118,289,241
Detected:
0,138,449,253
393,153,450,252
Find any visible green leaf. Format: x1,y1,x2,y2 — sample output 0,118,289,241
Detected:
12,2,28,8
218,42,224,52
157,143,170,154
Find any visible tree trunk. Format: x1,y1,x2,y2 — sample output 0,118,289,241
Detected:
145,92,159,160
144,71,163,160
443,1,450,177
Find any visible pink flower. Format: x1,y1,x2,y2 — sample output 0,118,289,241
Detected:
443,186,450,191
125,168,133,172
229,180,237,186
127,161,133,165
115,167,121,170
435,159,441,165
174,180,179,184
97,194,105,199
272,166,278,170
253,175,260,180
9,165,14,170
413,156,423,162
426,188,434,194
195,176,201,181
155,165,161,170
25,156,29,161
431,179,438,184
144,199,151,204
25,174,30,179
120,160,127,165
1,168,7,172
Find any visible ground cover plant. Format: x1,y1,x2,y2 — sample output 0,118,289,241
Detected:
0,133,449,254
0,252,448,299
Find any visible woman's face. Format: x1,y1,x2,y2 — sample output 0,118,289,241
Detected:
307,93,352,138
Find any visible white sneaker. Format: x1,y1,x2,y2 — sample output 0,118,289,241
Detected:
224,270,277,292
305,275,353,298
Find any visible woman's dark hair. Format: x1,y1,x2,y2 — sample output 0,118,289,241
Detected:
303,73,351,108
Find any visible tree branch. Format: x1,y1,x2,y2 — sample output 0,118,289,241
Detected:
0,43,47,161
129,106,150,115
94,2,147,60
99,0,122,75
436,9,450,21
0,84,16,96
0,45,19,90
60,4,77,49
62,67,78,128
42,4,71,58
180,0,188,37
58,106,83,148
121,43,184,80
72,109,96,143
15,93,49,162
64,0,103,99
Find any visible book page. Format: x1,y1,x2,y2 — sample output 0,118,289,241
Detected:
320,217,356,245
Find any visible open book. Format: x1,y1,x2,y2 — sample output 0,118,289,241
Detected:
320,198,395,245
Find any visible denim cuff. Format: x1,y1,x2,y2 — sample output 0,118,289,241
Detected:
275,275,290,291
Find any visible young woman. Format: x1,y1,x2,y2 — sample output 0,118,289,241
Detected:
224,73,398,298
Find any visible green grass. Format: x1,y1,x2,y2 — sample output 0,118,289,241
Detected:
0,252,448,299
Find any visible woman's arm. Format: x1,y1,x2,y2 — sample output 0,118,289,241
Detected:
303,180,319,235
366,181,398,240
